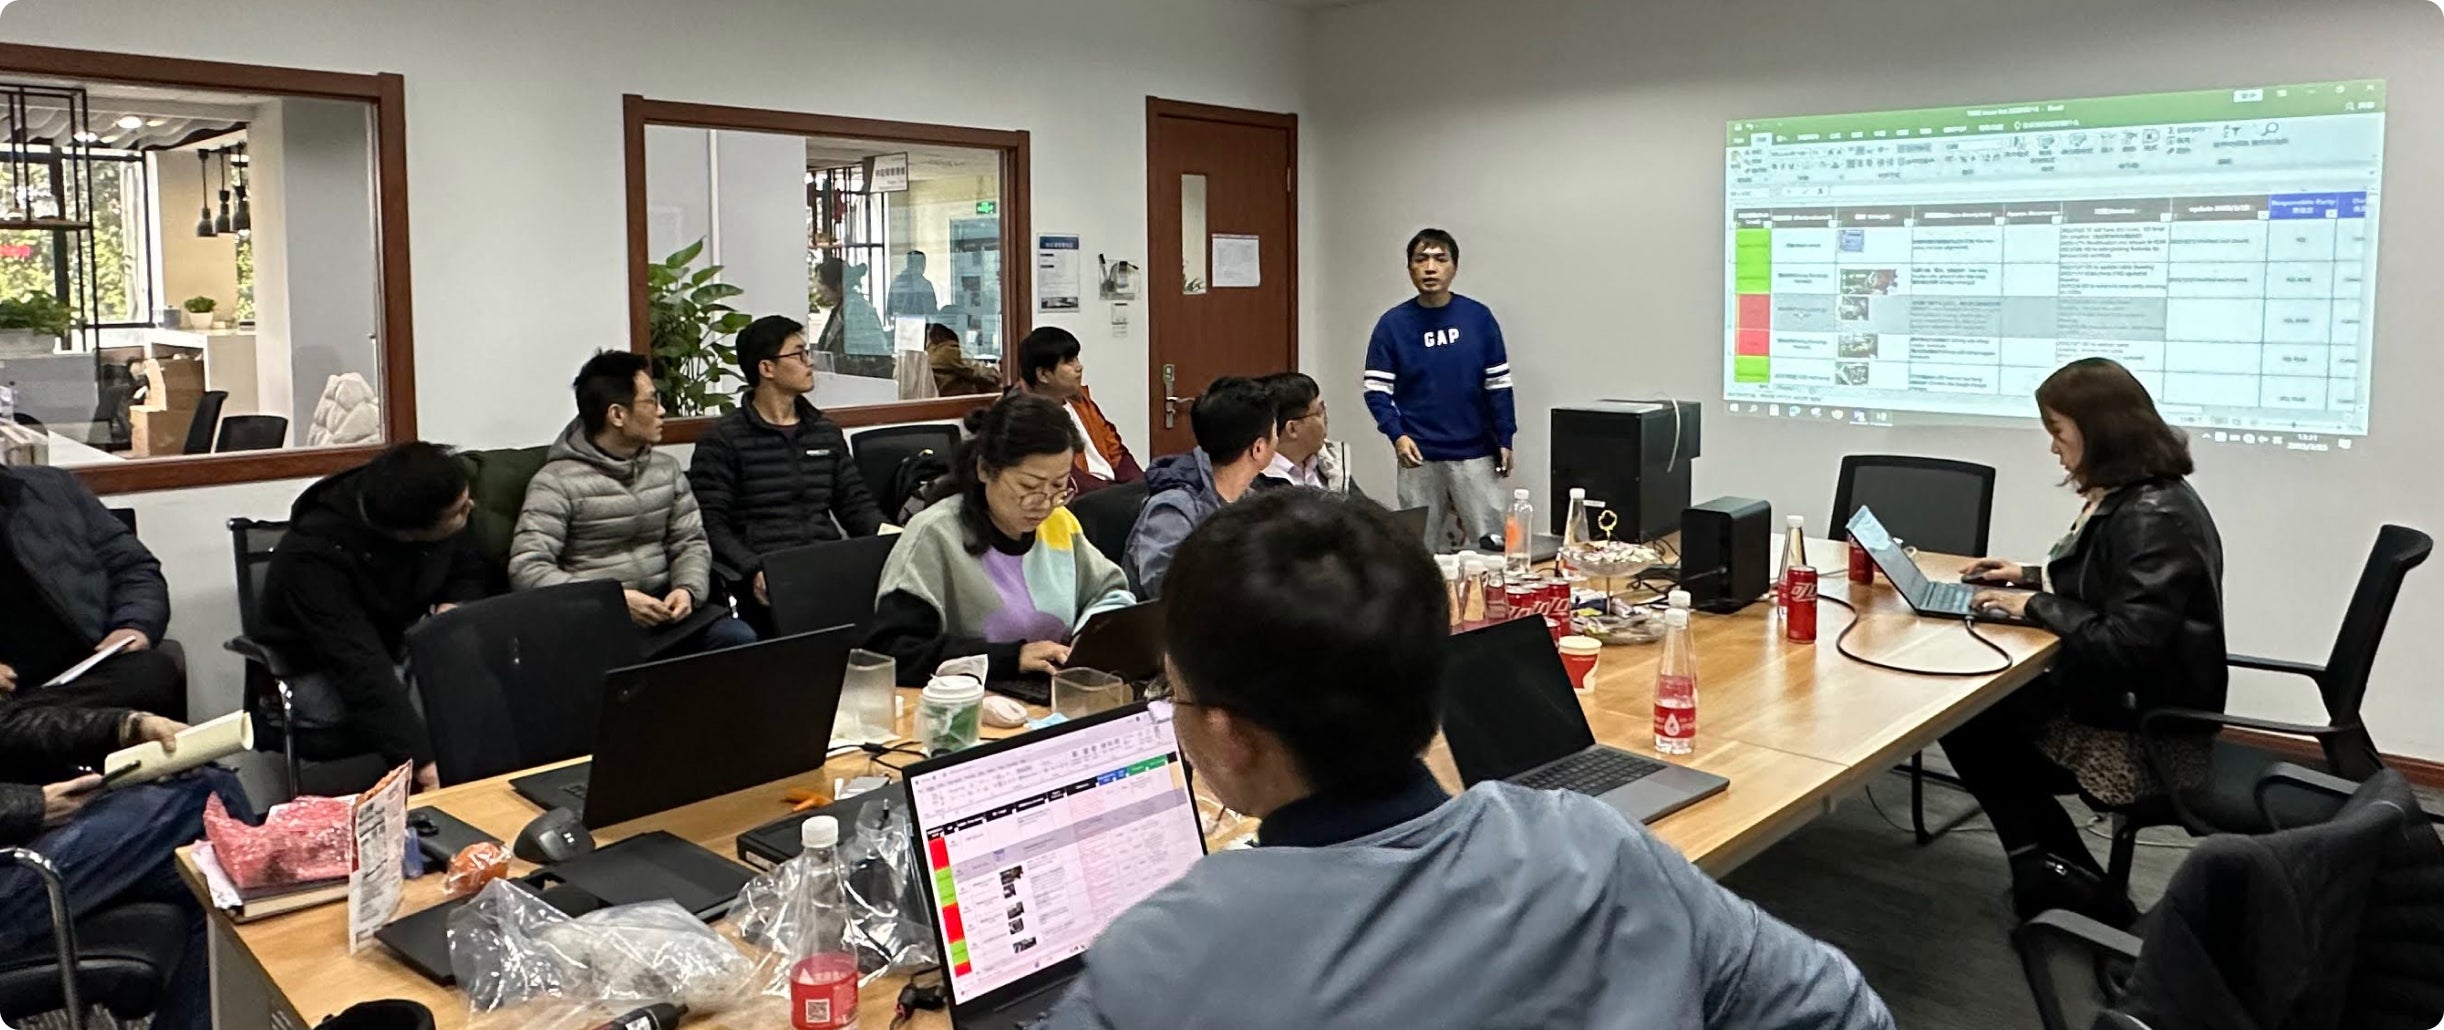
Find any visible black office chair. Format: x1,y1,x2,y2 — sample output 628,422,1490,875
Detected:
763,534,901,639
224,517,387,799
850,424,962,512
213,414,288,453
2015,766,2444,1030
179,390,228,455
0,849,191,1030
1830,454,1997,845
1070,480,1149,567
2088,524,2434,897
405,580,639,786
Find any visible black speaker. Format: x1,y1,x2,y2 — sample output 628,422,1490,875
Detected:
1549,400,1700,542
1680,496,1770,614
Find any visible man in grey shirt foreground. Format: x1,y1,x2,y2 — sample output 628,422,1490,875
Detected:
1047,490,1894,1030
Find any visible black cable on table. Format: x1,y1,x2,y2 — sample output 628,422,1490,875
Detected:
1817,592,2014,677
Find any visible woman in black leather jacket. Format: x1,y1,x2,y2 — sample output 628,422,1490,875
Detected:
1942,357,2226,926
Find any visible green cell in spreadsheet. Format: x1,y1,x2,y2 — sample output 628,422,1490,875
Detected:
1734,356,1771,382
1736,229,1772,292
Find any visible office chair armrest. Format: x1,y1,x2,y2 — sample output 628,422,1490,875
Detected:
0,848,85,1029
2012,910,2139,1030
2225,653,2326,680
2138,707,2347,739
224,634,270,664
2256,761,2444,830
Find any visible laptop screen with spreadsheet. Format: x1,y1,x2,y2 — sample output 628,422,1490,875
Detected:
1847,506,1934,601
904,702,1206,1007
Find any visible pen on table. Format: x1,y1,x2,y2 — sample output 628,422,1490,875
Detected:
586,1002,685,1030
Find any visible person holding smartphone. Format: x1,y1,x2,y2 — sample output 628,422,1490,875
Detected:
0,698,243,1030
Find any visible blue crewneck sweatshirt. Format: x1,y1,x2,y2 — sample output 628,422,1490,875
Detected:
1362,294,1517,462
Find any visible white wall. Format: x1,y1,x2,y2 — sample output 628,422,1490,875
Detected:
5,0,1309,717
1309,0,2444,758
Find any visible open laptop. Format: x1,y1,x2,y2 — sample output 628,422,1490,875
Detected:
1439,615,1728,822
902,703,1207,1029
1845,506,2034,625
987,599,1165,706
511,625,856,828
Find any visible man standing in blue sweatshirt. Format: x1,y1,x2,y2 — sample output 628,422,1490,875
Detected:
1363,228,1516,551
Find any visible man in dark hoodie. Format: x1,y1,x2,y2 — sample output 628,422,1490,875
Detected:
0,464,181,716
258,441,492,793
1122,376,1277,597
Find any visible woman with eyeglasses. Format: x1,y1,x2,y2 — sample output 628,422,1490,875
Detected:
866,393,1137,685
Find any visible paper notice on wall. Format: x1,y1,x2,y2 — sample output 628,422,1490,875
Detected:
346,763,411,953
1212,234,1261,288
1038,234,1082,312
894,316,928,354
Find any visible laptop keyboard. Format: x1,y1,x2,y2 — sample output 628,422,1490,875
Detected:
1513,748,1667,796
1923,580,1973,614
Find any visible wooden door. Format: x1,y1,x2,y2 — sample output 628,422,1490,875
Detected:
1146,99,1297,455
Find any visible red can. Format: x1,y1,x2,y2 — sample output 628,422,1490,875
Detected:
1785,565,1819,643
1504,579,1540,624
1847,538,1874,584
1541,575,1573,617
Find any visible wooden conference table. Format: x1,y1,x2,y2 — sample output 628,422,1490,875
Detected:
183,539,2058,1029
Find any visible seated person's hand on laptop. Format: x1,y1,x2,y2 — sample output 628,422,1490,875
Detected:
120,712,186,750
1020,641,1071,676
1970,590,2031,620
1960,557,2024,584
42,774,103,828
623,589,673,627
662,589,694,621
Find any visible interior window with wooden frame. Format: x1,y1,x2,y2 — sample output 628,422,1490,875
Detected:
0,43,413,494
623,96,1030,438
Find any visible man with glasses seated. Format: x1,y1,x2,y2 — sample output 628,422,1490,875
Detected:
1257,371,1363,498
688,315,888,635
510,351,753,655
1123,376,1278,597
865,394,1135,684
1046,491,1894,1029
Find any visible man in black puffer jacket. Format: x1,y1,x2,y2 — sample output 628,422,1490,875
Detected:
687,315,887,632
0,465,181,716
0,697,243,1030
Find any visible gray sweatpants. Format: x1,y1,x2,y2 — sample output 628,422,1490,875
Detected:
1397,455,1505,554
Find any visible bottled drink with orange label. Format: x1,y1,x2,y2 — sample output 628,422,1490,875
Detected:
1504,489,1534,578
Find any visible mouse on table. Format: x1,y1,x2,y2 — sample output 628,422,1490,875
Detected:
513,808,597,865
980,694,1029,728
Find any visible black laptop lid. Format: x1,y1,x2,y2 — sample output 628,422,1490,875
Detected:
1063,599,1166,682
766,534,901,637
1439,616,1598,785
581,625,857,828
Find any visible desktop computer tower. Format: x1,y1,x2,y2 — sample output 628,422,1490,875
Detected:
1549,400,1701,542
1680,496,1771,614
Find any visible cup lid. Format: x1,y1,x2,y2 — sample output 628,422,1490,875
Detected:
1557,635,1603,654
923,675,985,702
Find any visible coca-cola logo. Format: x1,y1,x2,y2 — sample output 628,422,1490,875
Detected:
1786,576,1818,603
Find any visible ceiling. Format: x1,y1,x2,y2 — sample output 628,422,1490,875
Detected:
0,75,269,151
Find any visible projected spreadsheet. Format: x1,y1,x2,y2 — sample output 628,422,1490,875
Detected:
1724,81,2385,437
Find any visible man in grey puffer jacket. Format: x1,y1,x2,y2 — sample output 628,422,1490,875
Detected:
509,351,753,653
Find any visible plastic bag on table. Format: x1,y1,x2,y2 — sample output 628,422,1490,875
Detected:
446,880,754,1020
734,793,937,994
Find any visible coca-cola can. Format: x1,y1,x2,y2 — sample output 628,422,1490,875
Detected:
1848,538,1874,584
1541,575,1572,616
1504,579,1540,623
1785,565,1819,643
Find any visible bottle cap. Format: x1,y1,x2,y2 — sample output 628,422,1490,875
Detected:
1514,488,1530,501
1667,589,1692,609
1569,487,1586,499
1664,608,1690,628
1786,514,1805,527
801,815,839,850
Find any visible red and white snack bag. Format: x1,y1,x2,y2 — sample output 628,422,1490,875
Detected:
202,793,354,890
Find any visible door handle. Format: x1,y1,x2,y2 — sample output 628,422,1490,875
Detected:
1163,364,1181,429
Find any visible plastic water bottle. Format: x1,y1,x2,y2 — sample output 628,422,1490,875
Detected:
1558,488,1591,577
1776,514,1807,616
1654,604,1698,755
1504,489,1535,578
787,816,859,1029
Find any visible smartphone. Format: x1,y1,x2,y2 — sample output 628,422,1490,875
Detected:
408,806,501,866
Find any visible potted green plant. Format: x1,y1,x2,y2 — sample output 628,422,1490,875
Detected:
647,239,751,417
181,295,217,331
0,291,75,356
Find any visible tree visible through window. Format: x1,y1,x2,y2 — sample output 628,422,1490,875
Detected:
0,157,146,329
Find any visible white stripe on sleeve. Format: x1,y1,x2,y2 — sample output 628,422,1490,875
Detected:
1484,375,1515,390
1483,363,1510,376
1364,369,1396,382
1364,380,1395,394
